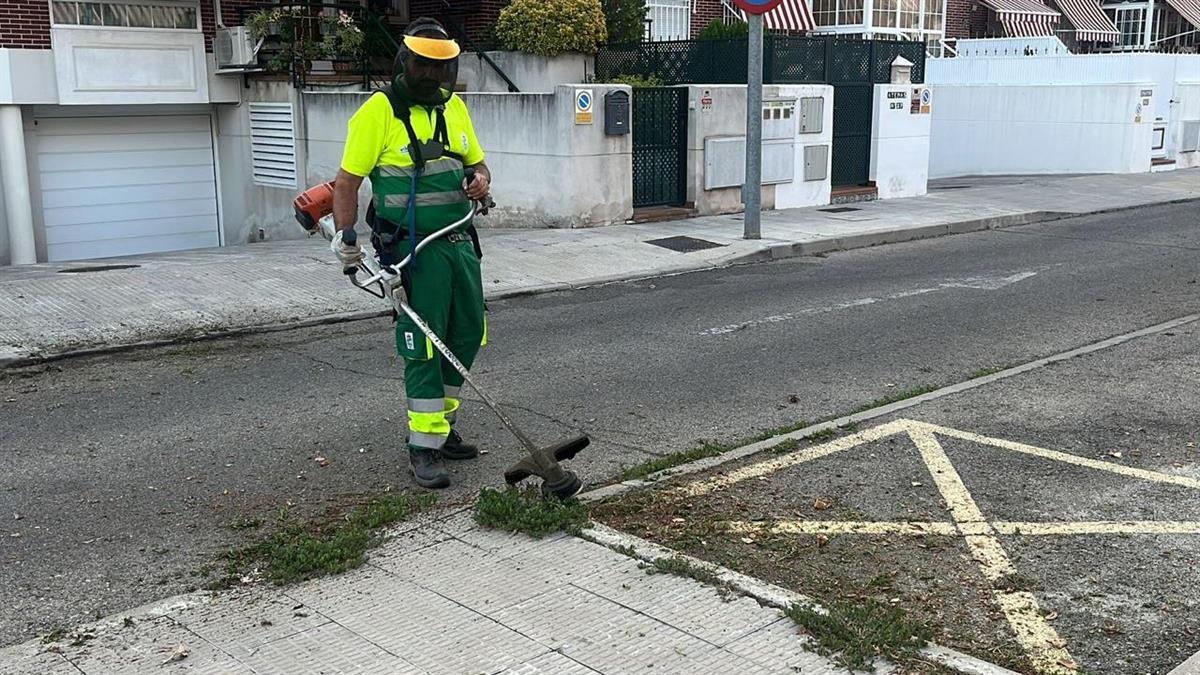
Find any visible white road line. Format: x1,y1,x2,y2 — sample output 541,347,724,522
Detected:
909,420,1200,491
700,270,1041,335
909,429,1077,674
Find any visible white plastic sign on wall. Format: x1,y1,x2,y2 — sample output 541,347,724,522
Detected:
575,89,594,125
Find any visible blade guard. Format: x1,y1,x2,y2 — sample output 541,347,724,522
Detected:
503,434,590,488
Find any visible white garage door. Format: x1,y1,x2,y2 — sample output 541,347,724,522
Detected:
35,115,220,262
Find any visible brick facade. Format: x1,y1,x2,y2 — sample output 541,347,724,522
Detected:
944,0,987,39
195,0,505,54
0,0,52,49
692,0,727,37
410,0,505,47
199,0,257,52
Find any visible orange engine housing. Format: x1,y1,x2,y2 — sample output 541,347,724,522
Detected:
293,180,335,234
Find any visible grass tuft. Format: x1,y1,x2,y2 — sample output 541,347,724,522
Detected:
786,598,933,671
474,486,589,538
849,385,940,415
618,441,729,481
969,365,1007,379
213,492,436,587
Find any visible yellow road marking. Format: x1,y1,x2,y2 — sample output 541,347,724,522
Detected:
721,520,960,536
993,521,1200,535
908,430,1075,673
680,419,910,496
674,418,1200,674
910,420,1200,491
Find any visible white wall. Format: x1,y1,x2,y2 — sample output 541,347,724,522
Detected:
1175,83,1200,170
684,84,834,215
215,80,300,244
250,84,633,237
457,52,594,93
929,83,1154,178
50,27,209,105
774,85,835,210
928,53,1200,159
871,84,932,199
0,49,59,105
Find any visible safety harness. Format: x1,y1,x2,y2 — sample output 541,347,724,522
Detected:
367,90,483,268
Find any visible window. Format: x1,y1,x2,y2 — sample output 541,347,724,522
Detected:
1152,5,1198,46
647,0,690,41
1104,5,1146,47
51,0,199,29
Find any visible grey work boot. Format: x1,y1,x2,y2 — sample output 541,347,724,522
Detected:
408,447,450,489
440,429,479,460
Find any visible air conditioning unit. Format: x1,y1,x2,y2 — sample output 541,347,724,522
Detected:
215,26,258,69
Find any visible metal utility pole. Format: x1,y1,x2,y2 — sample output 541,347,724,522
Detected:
743,13,763,240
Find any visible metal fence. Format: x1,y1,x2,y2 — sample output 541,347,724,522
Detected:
595,36,926,86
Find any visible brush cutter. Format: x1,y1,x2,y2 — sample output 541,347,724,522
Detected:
294,171,589,499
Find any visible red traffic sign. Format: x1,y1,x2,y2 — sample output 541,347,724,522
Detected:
733,0,784,13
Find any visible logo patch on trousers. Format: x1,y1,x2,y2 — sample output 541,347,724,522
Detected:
404,332,416,351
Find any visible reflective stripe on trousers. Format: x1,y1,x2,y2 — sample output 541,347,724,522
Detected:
407,397,461,450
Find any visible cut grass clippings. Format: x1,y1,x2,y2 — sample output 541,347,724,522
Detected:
787,598,933,671
214,491,436,587
474,485,589,538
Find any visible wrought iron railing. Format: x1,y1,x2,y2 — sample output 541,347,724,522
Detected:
236,1,398,89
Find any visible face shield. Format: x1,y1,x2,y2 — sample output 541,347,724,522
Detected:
393,34,460,107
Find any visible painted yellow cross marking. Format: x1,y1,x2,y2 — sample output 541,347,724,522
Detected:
682,418,1200,675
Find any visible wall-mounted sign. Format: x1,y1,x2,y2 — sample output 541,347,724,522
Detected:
701,90,713,112
911,87,931,115
733,0,784,13
575,89,593,125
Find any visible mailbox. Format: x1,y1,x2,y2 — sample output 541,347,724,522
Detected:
604,90,630,135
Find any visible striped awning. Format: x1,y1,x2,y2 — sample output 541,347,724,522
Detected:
738,0,816,31
980,0,1061,37
1054,0,1118,41
1165,0,1200,30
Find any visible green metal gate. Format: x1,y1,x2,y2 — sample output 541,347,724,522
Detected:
598,37,926,190
826,39,875,187
632,87,688,208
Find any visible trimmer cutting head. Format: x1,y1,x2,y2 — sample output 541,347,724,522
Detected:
503,434,590,500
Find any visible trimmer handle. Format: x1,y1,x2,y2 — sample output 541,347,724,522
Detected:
341,228,359,276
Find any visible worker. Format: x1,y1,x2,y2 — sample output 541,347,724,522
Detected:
329,17,491,489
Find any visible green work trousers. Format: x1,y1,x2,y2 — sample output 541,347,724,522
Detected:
393,237,486,451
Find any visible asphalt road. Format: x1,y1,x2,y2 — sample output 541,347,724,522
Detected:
1,200,1198,651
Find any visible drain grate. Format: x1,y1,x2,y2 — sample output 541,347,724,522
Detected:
645,236,725,253
932,185,971,190
818,207,861,213
57,264,141,274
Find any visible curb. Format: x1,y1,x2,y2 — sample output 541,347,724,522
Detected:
4,198,1197,370
580,523,1021,675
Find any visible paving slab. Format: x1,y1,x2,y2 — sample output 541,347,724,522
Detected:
0,509,871,674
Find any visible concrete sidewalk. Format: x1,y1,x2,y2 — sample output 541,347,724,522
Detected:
2,170,1197,366
0,508,867,675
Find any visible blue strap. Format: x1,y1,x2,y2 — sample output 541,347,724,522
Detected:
407,166,421,270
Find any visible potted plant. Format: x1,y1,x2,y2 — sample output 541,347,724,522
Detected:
322,10,364,71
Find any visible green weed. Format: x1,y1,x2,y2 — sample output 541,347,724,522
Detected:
215,492,435,586
474,486,589,538
787,598,932,670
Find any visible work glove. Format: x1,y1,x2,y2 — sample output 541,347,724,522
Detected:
330,229,362,267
